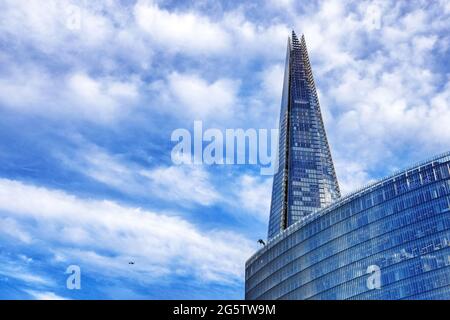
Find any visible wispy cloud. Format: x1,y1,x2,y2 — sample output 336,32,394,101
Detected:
134,1,231,55
234,175,272,222
0,178,253,286
0,66,141,123
0,253,54,288
141,165,222,206
25,290,69,300
57,143,222,207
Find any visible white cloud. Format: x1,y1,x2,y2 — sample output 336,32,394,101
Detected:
334,160,374,196
0,65,52,112
134,1,289,60
58,144,140,192
57,144,221,207
0,0,292,126
142,165,221,206
0,1,152,124
221,11,289,59
66,72,140,122
134,1,231,55
165,72,239,120
0,65,140,123
234,175,272,222
0,217,32,243
0,255,54,287
260,64,284,104
0,178,254,284
266,0,294,10
26,290,69,300
0,0,142,62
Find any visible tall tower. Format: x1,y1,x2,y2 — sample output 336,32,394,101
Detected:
267,31,340,239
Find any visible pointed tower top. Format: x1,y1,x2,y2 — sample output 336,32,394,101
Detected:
291,30,307,37
291,30,299,42
291,30,306,47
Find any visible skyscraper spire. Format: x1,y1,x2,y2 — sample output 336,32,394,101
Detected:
267,31,340,239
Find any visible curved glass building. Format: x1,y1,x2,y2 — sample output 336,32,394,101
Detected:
246,152,450,299
245,32,450,300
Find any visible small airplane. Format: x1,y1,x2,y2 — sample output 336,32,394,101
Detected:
257,239,266,246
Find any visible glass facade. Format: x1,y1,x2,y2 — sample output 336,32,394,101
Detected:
267,31,340,239
246,153,450,300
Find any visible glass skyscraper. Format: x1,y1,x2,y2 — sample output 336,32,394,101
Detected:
245,31,450,300
268,31,340,240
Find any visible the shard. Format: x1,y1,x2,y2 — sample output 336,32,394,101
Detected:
267,31,341,239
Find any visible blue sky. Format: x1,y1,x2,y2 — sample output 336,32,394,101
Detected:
0,0,449,299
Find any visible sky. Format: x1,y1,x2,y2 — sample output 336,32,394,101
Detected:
0,0,449,300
